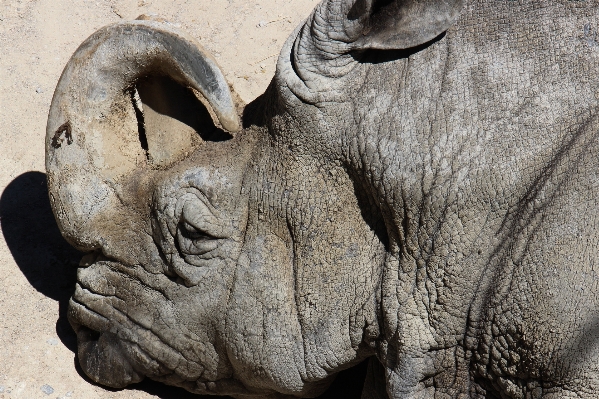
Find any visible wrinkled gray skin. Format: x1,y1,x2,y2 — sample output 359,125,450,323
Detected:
45,0,599,398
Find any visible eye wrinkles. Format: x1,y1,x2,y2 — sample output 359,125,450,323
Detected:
177,222,220,256
149,169,249,285
152,184,239,270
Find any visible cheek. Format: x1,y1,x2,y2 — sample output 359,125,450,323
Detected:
224,233,309,394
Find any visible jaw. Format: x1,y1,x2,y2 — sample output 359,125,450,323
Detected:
68,280,187,389
74,325,144,388
67,257,235,394
67,254,344,398
70,309,322,398
72,322,287,397
67,255,315,398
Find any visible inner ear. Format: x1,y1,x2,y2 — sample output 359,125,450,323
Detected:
133,76,232,167
348,0,464,50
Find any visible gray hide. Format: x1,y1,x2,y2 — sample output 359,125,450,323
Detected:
46,1,599,398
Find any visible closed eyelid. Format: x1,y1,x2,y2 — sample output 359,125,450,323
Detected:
178,194,234,239
177,229,220,255
187,188,221,216
174,191,218,219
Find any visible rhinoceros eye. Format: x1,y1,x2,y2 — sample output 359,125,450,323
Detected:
167,191,232,267
176,220,220,258
180,221,211,241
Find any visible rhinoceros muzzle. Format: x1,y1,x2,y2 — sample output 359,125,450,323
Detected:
67,253,148,388
72,323,144,388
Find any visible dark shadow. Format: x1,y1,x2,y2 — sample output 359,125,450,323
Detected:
350,173,390,251
136,75,233,143
131,379,211,399
355,31,446,65
242,81,277,129
0,171,83,351
316,358,369,399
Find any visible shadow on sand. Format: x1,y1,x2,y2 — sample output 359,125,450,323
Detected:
1,171,367,398
0,171,81,351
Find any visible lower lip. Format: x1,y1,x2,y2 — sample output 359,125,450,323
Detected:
76,326,144,388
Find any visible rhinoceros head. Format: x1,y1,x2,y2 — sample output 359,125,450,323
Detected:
46,0,463,396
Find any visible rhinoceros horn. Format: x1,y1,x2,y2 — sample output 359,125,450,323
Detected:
45,20,240,254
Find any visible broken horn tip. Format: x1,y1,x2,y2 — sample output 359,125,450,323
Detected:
222,116,242,133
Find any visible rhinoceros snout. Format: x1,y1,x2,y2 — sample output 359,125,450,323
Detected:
67,257,145,388
68,288,144,389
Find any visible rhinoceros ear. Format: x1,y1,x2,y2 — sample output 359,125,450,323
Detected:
347,0,465,50
290,0,465,82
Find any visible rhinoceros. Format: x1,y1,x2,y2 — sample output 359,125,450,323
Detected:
45,0,599,397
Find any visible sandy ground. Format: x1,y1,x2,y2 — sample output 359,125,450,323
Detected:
0,0,369,398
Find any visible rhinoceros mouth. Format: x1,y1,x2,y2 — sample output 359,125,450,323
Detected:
69,292,300,397
68,280,179,389
69,282,269,396
68,293,146,388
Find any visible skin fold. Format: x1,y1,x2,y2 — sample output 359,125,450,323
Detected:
46,1,599,398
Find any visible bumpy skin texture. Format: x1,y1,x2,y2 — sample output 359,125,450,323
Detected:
45,1,599,398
